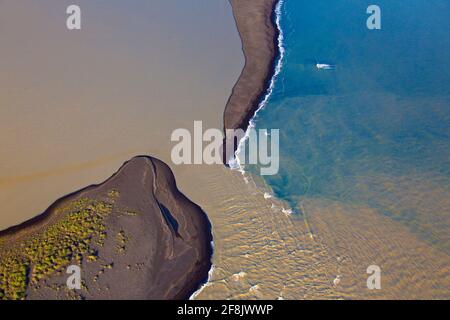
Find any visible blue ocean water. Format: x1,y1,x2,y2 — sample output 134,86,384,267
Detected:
247,0,450,250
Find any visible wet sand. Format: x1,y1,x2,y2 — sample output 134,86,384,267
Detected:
0,0,338,300
1,156,212,299
223,0,279,161
0,0,243,299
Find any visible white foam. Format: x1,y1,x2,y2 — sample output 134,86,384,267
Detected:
234,0,285,174
249,284,260,293
231,271,247,281
333,275,341,287
189,240,215,300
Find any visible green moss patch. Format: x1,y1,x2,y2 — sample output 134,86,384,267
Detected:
0,198,113,300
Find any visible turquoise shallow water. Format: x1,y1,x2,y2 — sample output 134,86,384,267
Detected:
247,0,450,251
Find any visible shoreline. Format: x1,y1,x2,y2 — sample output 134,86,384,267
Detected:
187,0,285,298
0,1,244,232
218,0,450,300
0,156,213,300
189,0,284,298
0,1,245,300
224,0,281,164
0,0,325,300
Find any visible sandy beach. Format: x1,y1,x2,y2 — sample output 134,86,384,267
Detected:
0,0,243,299
0,0,337,299
1,156,212,299
1,0,448,300
224,0,279,161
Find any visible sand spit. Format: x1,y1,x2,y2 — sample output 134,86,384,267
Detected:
224,0,279,161
0,0,244,230
206,0,450,300
3,0,445,301
0,156,212,300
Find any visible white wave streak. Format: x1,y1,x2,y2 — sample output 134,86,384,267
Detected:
233,0,286,173
316,63,334,70
189,240,215,300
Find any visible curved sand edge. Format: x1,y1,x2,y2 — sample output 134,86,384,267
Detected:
0,156,212,300
224,0,279,161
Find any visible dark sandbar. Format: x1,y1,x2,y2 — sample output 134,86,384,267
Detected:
224,0,279,162
0,156,212,300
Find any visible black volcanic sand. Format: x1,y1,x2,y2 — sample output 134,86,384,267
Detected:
0,156,212,300
224,0,279,163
